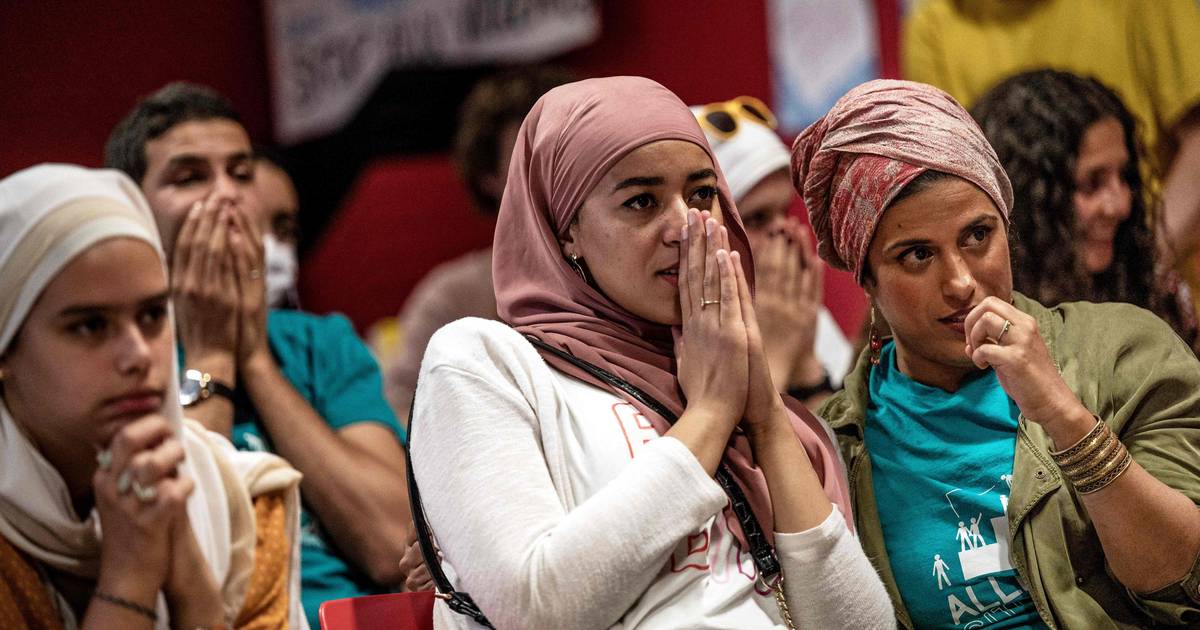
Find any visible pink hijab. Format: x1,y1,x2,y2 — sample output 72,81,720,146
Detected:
791,80,1013,284
493,76,853,546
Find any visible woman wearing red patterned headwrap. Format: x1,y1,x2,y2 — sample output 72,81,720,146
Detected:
408,76,893,629
793,79,1200,629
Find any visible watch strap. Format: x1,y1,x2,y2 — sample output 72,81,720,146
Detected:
204,377,236,402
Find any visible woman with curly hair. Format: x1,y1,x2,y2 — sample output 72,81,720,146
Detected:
971,69,1197,349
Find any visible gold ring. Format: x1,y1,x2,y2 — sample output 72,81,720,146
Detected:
997,319,1012,344
700,298,721,309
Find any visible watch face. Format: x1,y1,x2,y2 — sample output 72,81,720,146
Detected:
180,370,204,406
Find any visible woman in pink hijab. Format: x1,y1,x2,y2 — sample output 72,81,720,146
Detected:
794,79,1200,629
409,76,892,629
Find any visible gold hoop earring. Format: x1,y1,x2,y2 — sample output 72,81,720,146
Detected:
566,253,591,285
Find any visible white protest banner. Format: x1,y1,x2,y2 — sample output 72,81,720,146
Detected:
267,0,598,144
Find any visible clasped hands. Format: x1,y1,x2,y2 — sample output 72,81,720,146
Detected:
753,217,826,393
93,414,221,624
171,192,268,374
675,209,787,439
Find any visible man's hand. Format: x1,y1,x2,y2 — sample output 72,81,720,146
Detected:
228,206,269,367
399,525,436,592
753,218,824,392
171,195,240,380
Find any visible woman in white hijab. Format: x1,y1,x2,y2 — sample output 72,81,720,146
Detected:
692,98,854,407
0,164,305,629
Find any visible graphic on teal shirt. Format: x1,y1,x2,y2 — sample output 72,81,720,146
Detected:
866,341,1047,629
181,310,404,628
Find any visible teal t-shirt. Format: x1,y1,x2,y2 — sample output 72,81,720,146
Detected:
866,341,1046,629
181,310,405,628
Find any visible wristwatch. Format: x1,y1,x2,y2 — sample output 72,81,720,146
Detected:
179,369,236,407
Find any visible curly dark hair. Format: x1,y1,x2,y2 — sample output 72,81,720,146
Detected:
972,69,1193,340
455,66,574,214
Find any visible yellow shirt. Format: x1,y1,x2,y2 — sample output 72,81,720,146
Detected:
904,0,1200,309
902,0,1200,153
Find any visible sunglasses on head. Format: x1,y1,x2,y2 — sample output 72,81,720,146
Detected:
697,96,779,139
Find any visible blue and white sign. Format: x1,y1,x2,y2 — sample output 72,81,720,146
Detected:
768,0,880,134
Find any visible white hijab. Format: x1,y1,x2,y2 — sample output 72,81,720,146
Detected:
0,164,305,628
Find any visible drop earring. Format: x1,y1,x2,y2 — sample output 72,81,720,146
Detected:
869,304,883,366
566,253,591,285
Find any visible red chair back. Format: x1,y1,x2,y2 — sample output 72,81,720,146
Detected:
318,591,436,630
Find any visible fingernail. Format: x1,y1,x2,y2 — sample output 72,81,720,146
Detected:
117,471,131,494
706,219,714,236
681,225,688,240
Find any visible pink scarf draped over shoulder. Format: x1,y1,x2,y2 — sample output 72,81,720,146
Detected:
492,76,853,547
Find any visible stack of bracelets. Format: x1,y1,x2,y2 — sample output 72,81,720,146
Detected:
1049,417,1133,494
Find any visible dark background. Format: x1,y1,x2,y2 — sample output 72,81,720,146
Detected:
0,1,897,333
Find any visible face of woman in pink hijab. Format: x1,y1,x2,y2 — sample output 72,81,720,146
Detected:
560,140,722,325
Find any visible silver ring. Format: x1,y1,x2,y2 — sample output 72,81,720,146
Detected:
131,480,157,503
700,298,721,309
997,319,1012,344
116,471,131,494
249,268,262,280
95,449,113,471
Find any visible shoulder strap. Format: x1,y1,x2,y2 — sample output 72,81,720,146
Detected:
403,335,785,628
405,401,496,628
525,336,781,580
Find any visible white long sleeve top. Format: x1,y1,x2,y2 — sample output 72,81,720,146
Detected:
411,318,894,629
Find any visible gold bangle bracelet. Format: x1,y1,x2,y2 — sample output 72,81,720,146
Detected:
1077,450,1133,494
1060,431,1120,479
1073,442,1131,489
1051,417,1108,467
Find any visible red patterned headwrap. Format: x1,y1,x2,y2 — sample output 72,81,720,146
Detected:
791,80,1013,284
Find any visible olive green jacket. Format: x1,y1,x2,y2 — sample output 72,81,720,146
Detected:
822,293,1200,629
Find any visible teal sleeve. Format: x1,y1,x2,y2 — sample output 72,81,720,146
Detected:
309,313,407,444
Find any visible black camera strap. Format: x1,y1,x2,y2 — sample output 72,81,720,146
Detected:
405,403,495,628
403,335,782,628
524,336,781,580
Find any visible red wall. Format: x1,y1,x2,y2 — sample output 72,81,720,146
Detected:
1,0,869,337
0,2,271,175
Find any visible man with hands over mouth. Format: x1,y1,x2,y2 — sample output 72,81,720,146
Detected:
692,96,854,409
105,82,416,627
